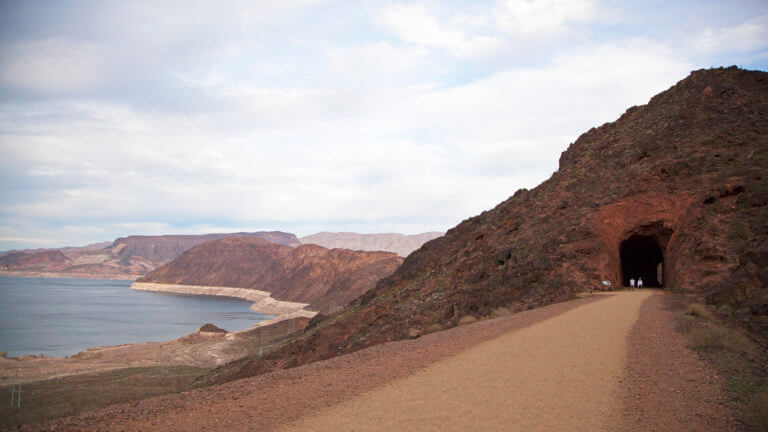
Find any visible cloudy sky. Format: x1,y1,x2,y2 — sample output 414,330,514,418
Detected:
1,0,767,250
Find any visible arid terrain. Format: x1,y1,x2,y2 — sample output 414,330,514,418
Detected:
224,67,767,383
0,232,300,279
137,237,404,314
0,318,309,387
9,290,760,431
299,232,444,257
0,231,443,280
2,67,766,431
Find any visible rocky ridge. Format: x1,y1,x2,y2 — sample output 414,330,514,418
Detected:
136,237,403,314
300,232,444,257
0,250,71,271
0,231,299,279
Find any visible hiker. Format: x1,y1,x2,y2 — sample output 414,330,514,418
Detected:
629,278,635,290
638,278,643,289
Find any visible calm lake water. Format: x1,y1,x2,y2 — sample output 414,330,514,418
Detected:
0,276,274,357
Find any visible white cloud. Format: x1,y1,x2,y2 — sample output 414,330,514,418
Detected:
692,14,768,55
1,0,765,250
495,0,597,36
377,4,502,56
327,42,428,82
0,39,106,92
1,38,691,247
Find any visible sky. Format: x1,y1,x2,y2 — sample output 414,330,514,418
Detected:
1,0,767,251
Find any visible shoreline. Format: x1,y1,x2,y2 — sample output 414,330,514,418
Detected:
131,282,317,324
0,270,139,281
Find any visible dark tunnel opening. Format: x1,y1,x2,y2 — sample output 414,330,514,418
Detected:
620,234,664,287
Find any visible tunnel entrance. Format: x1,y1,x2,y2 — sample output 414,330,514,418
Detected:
620,234,665,287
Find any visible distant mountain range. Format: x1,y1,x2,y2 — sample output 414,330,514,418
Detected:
299,232,444,257
0,231,442,279
0,232,299,279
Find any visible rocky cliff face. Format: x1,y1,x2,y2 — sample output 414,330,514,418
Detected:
137,237,404,313
0,232,300,279
0,250,71,271
226,67,767,380
110,232,300,263
300,232,444,257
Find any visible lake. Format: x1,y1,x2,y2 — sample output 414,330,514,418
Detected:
0,276,274,357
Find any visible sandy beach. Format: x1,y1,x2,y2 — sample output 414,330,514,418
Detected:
130,282,317,323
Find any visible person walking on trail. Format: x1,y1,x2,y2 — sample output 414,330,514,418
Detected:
629,278,636,290
638,278,644,289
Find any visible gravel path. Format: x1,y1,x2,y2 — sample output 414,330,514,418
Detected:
278,291,651,431
14,290,735,431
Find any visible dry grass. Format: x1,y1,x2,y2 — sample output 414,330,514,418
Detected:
687,326,726,349
687,325,755,354
0,365,208,429
669,294,767,430
458,315,477,326
425,323,443,334
687,303,715,320
490,307,510,318
749,390,768,430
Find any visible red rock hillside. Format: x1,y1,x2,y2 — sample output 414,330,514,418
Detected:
220,67,767,382
137,237,404,313
0,250,71,271
0,231,299,278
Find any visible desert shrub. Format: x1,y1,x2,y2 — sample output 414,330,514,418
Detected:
727,377,763,398
688,326,725,349
431,309,448,323
667,285,691,294
687,303,715,320
490,307,509,318
724,331,757,354
749,390,768,430
718,304,734,317
425,323,443,334
688,325,755,353
458,315,477,326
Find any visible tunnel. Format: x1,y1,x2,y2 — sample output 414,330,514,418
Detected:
620,234,665,287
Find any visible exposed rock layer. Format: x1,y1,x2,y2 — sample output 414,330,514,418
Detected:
0,250,71,271
232,67,768,378
300,232,444,257
137,237,403,314
0,231,299,278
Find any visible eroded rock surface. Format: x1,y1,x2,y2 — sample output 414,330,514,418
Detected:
0,231,299,279
0,250,71,271
137,237,404,314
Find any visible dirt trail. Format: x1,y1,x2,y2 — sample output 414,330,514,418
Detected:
280,291,652,431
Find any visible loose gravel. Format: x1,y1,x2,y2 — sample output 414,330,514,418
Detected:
620,291,737,431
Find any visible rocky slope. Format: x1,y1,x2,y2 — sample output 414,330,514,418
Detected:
0,242,111,258
136,237,403,313
300,232,444,257
222,67,767,381
0,250,71,271
0,232,299,279
109,232,299,263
